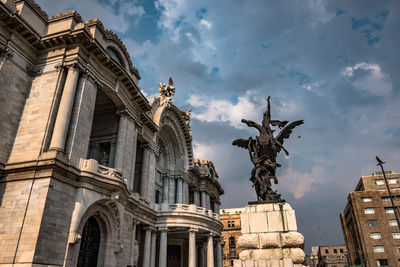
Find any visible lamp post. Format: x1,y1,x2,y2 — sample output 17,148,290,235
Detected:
376,156,400,231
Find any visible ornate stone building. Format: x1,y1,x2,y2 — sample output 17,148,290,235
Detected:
0,1,224,267
220,208,244,267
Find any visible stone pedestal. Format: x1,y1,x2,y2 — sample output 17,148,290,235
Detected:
234,202,306,267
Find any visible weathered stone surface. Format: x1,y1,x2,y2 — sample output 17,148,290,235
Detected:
252,248,282,260
290,248,306,264
238,234,259,249
239,249,251,260
259,233,280,248
281,232,304,247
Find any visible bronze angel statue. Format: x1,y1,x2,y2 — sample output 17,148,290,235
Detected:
232,96,303,201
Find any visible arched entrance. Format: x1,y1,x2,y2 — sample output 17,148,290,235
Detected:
77,217,101,267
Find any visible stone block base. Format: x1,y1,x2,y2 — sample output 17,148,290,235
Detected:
237,202,306,265
233,258,305,267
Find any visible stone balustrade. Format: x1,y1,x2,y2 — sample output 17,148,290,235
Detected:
79,158,125,182
154,203,220,219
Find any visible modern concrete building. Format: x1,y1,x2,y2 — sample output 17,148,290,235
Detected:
340,171,400,267
220,208,245,267
316,245,348,267
0,1,224,266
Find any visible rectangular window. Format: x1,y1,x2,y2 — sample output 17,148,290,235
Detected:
382,197,392,201
364,208,375,214
374,246,385,253
231,221,235,227
390,219,399,226
386,207,395,214
393,233,400,239
376,259,388,266
362,197,372,202
333,249,338,253
340,248,344,253
368,220,378,226
396,246,400,253
370,232,382,239
325,249,329,254
227,221,231,227
375,179,385,185
389,178,398,184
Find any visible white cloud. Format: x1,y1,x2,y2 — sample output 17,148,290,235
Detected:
188,91,263,128
200,19,212,29
302,81,324,92
37,0,145,33
342,62,392,96
279,165,328,199
306,0,335,27
154,0,186,30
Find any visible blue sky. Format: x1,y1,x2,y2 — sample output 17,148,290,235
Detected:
37,0,400,252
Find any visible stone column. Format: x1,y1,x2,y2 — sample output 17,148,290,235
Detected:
183,180,189,204
194,190,200,206
201,191,206,208
216,238,222,267
129,221,138,266
109,140,116,167
207,194,211,210
150,231,157,267
189,228,197,267
140,145,150,199
159,228,168,267
142,227,152,267
199,244,205,267
49,65,80,151
114,114,128,172
146,149,156,203
169,177,176,203
207,233,214,267
162,176,169,203
176,177,183,203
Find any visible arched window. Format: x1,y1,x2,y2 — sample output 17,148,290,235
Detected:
106,47,124,66
77,217,101,267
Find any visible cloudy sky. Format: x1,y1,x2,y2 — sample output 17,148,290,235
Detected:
37,0,400,252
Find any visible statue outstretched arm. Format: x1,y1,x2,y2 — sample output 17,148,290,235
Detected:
241,119,264,133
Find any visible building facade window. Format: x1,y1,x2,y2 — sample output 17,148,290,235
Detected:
325,249,329,254
229,237,236,257
393,233,400,239
333,249,338,253
389,219,398,226
389,178,398,184
364,208,375,214
367,220,378,226
375,179,385,185
382,197,392,201
362,197,372,202
396,246,400,253
376,259,388,266
370,232,382,239
385,207,394,214
373,246,385,253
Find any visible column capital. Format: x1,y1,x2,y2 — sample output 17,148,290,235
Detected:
158,227,168,232
143,225,157,232
116,108,141,125
189,228,198,233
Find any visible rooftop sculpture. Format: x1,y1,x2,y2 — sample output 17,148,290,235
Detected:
233,96,303,202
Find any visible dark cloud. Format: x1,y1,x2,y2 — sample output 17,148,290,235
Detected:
38,0,400,254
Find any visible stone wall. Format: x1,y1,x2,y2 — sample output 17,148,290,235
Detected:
8,65,62,163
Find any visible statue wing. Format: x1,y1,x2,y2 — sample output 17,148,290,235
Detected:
270,120,288,129
232,138,253,149
275,120,304,146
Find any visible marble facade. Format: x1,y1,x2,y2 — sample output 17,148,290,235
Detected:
0,1,224,266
